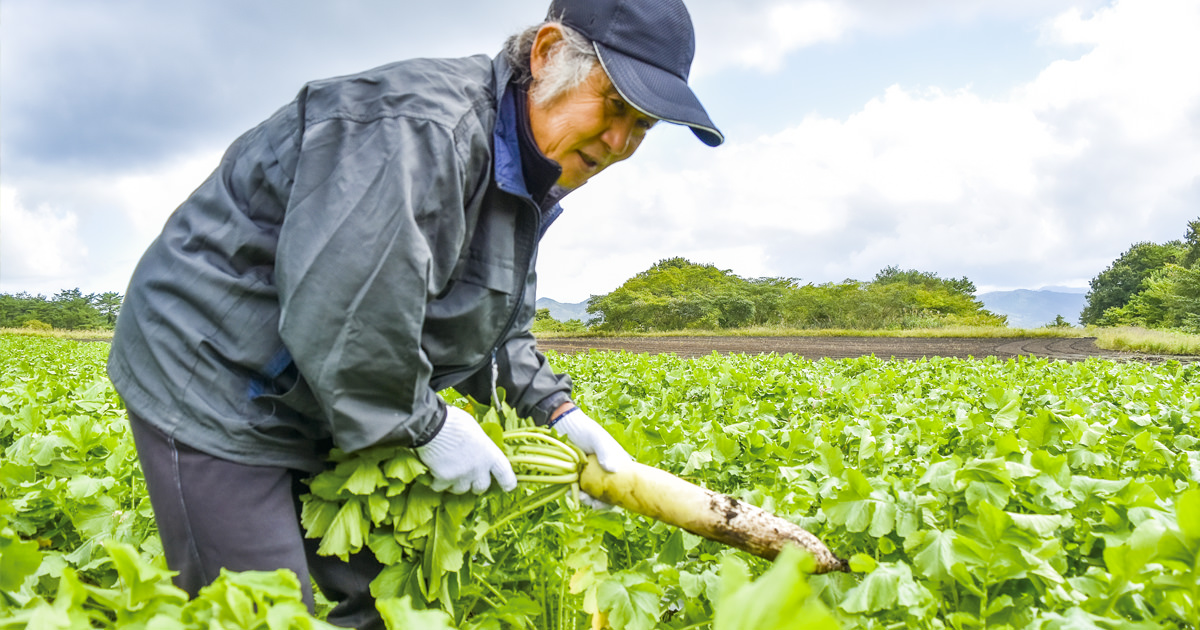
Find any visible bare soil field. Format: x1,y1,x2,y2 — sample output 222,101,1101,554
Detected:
537,336,1196,362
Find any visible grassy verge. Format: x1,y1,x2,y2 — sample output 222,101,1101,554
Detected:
533,325,1084,340
8,323,1197,356
1090,326,1200,355
536,325,1200,356
1,327,113,341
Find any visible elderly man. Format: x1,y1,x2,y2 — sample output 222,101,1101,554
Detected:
107,0,722,627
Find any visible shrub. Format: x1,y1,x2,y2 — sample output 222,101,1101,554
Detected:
531,308,589,334
21,319,52,331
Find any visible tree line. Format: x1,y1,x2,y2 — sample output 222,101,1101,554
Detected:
28,220,1196,336
535,257,1005,333
0,290,122,330
1079,217,1200,332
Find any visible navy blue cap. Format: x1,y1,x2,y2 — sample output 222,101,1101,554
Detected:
548,0,724,147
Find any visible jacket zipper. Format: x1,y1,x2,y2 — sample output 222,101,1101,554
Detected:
432,195,540,392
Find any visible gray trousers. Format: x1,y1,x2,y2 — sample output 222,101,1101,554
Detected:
128,413,385,630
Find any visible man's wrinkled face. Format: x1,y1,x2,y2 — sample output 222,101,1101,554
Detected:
527,66,657,189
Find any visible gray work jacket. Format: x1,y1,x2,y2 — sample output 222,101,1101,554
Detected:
108,54,573,473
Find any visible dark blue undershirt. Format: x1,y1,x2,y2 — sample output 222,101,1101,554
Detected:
513,83,564,210
494,82,568,237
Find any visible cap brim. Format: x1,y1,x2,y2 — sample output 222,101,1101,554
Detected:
594,42,724,147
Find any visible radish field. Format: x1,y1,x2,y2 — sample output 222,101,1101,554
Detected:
1,333,1198,629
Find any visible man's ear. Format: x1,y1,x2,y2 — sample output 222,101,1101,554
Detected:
529,23,565,81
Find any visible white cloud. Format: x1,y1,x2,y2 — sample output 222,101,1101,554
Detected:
5,0,1198,304
842,0,1105,31
688,0,1105,77
1030,0,1200,143
537,0,1200,301
104,151,223,240
735,2,851,71
0,187,88,294
692,1,853,74
0,150,223,295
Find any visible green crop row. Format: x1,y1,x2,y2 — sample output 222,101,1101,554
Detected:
1,334,1198,629
559,350,1200,628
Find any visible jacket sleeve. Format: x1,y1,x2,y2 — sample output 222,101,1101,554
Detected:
448,292,573,424
495,330,573,425
276,110,473,452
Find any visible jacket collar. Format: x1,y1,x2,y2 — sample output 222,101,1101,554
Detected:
490,54,566,237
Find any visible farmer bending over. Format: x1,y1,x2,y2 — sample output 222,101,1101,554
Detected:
108,0,722,627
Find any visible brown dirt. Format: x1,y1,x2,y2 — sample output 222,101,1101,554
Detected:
537,336,1195,362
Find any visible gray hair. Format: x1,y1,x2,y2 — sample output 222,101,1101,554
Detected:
504,20,599,107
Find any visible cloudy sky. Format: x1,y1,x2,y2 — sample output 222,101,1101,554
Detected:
3,0,1198,303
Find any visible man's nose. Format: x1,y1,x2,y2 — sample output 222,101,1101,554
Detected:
602,118,637,158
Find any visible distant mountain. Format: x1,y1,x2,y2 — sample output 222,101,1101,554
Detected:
536,297,592,323
1034,285,1088,294
977,289,1088,328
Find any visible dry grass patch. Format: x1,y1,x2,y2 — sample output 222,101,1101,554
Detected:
1,327,113,342
1092,326,1200,356
535,325,1082,340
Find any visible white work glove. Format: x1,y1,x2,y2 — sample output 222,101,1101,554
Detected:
552,407,632,473
416,406,518,494
552,407,632,510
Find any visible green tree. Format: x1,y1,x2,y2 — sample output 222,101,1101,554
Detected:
0,289,120,330
1183,218,1200,268
93,291,123,327
1162,263,1200,331
587,259,755,331
713,291,755,328
587,260,1002,332
864,267,1002,328
1102,263,1200,331
746,277,800,326
1080,241,1184,325
873,266,976,296
0,292,51,328
530,307,588,334
47,289,105,329
1044,314,1072,328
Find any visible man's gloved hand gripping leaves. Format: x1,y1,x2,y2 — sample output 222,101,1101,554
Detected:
415,406,519,494
416,402,632,498
549,404,631,473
